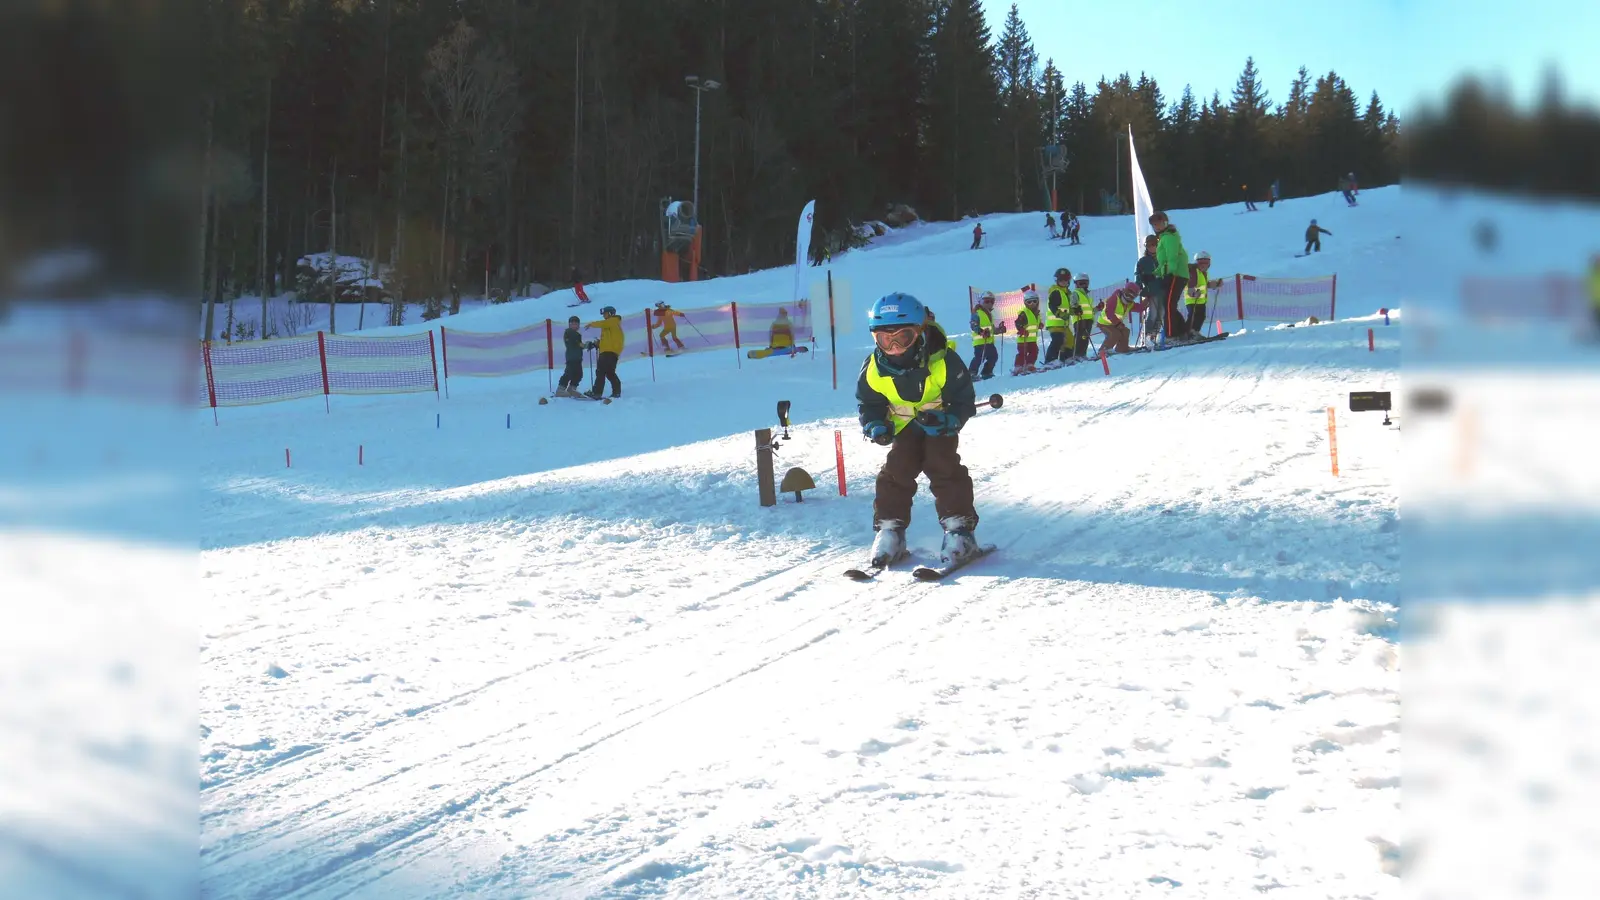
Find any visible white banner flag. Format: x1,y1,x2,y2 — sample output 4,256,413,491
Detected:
1129,127,1155,257
794,200,816,304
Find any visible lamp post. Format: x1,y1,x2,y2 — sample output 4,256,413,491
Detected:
684,75,721,227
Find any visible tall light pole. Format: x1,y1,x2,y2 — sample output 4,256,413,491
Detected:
685,75,720,226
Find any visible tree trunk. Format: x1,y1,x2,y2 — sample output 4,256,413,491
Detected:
200,97,215,341
328,157,338,334
259,76,272,337
392,81,409,327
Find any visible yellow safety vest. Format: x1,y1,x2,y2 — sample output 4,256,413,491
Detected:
1016,306,1040,344
1590,265,1600,310
864,352,947,434
1073,288,1094,321
1097,291,1133,326
972,307,995,346
1188,270,1210,306
1045,286,1071,331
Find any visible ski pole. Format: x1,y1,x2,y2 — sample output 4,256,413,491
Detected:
683,316,713,346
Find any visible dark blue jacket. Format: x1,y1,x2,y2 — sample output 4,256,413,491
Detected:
856,325,976,432
564,327,584,364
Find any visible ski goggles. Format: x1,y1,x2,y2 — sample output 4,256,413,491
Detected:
872,325,921,354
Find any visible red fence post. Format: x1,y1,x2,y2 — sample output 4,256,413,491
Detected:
1329,273,1337,321
546,318,554,394
645,310,656,382
428,330,441,398
731,301,742,369
1236,273,1245,321
316,331,331,413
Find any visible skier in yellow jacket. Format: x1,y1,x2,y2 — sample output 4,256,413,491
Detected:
584,306,625,399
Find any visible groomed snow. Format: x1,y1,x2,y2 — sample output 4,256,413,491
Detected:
184,187,1413,898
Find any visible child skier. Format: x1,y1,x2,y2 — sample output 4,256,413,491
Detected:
1043,268,1073,366
1185,251,1215,337
968,291,1001,380
1012,288,1042,374
583,306,624,399
1070,273,1095,360
1095,282,1139,354
1045,212,1059,239
1305,219,1332,254
971,222,984,249
556,315,585,395
856,292,981,569
1136,233,1161,341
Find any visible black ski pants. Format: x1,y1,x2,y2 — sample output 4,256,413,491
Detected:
1162,276,1190,338
873,426,977,530
1186,301,1208,337
1043,330,1067,364
590,351,620,396
558,360,583,390
968,342,998,377
1306,237,1321,254
1073,319,1094,358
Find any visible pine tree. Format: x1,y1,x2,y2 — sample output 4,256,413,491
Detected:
994,3,1040,210
1227,56,1271,202
923,0,1001,218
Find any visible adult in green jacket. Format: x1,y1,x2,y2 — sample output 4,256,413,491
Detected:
1150,210,1189,339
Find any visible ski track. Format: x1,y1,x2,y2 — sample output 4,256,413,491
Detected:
199,193,1406,899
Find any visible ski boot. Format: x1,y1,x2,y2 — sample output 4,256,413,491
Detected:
584,387,603,400
938,516,980,565
869,520,907,567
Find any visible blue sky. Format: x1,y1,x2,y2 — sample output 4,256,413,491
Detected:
988,0,1596,120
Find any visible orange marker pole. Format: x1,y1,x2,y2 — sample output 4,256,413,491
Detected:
1327,407,1340,476
834,429,847,496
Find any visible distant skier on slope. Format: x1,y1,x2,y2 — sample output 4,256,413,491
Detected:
1305,219,1332,254
857,292,981,569
1045,212,1059,239
583,306,624,399
971,222,984,249
968,290,1002,380
653,301,687,351
571,266,591,304
1066,214,1081,244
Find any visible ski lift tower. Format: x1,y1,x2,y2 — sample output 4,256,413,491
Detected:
1036,144,1068,212
660,198,702,283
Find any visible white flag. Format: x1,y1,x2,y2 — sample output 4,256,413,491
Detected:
1129,127,1155,257
794,200,816,303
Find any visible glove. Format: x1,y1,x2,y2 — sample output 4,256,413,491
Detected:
865,422,893,445
584,340,597,350
915,409,961,437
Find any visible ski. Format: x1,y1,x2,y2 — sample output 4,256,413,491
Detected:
912,544,998,581
844,550,909,581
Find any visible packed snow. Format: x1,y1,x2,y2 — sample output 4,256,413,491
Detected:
179,187,1410,898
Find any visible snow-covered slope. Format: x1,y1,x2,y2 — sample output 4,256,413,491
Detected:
179,190,1413,898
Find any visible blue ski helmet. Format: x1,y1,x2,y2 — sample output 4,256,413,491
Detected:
868,292,926,329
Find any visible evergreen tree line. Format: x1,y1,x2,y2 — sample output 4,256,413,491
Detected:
170,0,1400,332
1401,73,1600,200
